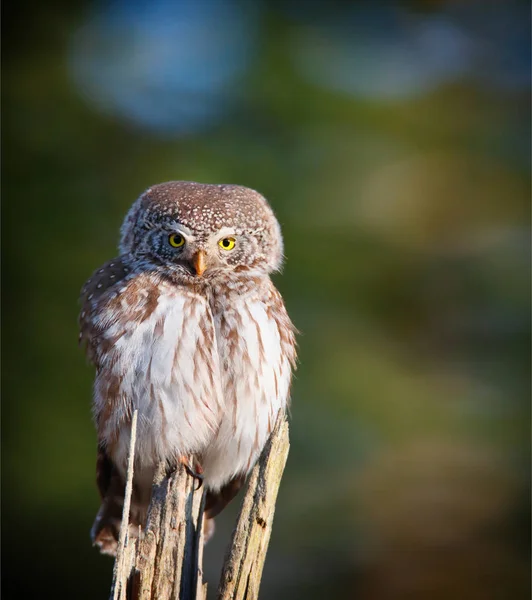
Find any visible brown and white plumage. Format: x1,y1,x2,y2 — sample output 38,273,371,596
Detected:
79,181,296,555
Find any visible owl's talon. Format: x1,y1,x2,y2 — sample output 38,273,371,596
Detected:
185,464,204,490
179,458,204,490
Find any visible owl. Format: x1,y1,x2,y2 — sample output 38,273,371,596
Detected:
79,181,297,555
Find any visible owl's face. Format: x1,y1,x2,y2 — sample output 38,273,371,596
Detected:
119,182,283,281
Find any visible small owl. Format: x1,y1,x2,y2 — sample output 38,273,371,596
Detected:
79,181,297,555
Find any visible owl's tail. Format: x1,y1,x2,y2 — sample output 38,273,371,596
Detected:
91,445,126,556
204,475,246,519
90,444,150,556
90,492,123,557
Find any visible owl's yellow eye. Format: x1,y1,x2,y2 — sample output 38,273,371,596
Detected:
168,233,185,248
218,237,236,251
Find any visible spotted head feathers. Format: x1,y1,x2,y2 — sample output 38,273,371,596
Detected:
119,181,283,278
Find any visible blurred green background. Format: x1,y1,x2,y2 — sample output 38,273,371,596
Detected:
2,0,530,598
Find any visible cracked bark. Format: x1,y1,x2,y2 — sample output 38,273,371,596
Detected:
108,413,290,600
217,417,290,600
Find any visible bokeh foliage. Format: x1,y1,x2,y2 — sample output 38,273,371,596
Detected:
2,1,530,599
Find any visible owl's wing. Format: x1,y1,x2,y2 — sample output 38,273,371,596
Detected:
79,257,133,368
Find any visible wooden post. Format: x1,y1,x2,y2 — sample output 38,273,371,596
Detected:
109,414,290,600
217,417,290,600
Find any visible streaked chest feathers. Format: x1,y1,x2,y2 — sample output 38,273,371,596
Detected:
84,268,295,492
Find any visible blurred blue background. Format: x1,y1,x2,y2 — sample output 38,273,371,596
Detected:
2,0,530,598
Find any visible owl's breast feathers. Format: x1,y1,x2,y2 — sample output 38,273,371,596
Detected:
79,257,296,489
79,257,224,472
200,281,296,489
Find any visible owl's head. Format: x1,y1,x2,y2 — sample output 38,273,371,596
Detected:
119,181,283,280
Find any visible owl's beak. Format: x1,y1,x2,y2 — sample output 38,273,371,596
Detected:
192,250,207,276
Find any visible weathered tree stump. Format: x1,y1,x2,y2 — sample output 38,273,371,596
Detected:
109,412,290,600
